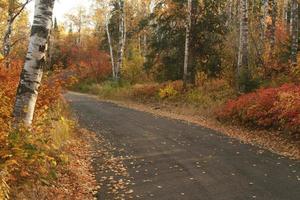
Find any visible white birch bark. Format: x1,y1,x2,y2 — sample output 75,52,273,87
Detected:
183,0,192,88
3,14,13,59
268,0,277,58
283,0,290,25
115,0,125,81
237,0,249,92
290,0,298,66
13,0,55,126
105,14,116,78
261,0,268,41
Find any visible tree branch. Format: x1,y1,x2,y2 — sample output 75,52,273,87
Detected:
12,0,32,22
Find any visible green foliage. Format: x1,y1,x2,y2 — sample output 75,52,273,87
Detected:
74,80,132,100
123,45,147,84
237,68,260,93
146,0,228,82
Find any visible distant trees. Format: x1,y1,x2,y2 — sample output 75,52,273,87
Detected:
48,0,300,92
65,6,89,46
13,0,55,126
145,0,227,82
2,0,31,68
3,0,300,125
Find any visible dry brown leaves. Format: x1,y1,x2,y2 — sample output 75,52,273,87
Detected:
84,129,134,200
12,129,98,200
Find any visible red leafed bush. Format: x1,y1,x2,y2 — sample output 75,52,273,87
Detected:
217,84,300,137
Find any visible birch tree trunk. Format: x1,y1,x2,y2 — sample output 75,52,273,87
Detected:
3,0,15,62
237,0,250,92
183,0,192,88
3,14,13,63
261,0,268,41
268,0,277,58
115,0,125,82
13,0,55,126
290,0,298,66
3,0,31,68
258,0,268,60
283,0,290,24
105,14,116,78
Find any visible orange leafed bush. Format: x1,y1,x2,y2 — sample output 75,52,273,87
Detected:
132,84,160,100
0,60,75,198
217,84,300,137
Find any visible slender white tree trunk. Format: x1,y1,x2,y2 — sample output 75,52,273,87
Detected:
13,0,55,126
3,16,13,59
116,0,125,81
183,0,192,88
283,0,289,23
105,14,116,78
290,0,298,66
268,0,277,58
261,0,268,41
3,0,31,68
237,0,249,92
3,0,15,62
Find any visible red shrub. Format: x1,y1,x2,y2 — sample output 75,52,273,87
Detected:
217,84,300,137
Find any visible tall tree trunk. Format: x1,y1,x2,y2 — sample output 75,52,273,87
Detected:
116,0,125,82
261,0,268,41
3,0,31,68
258,0,268,62
3,15,13,68
13,0,55,126
237,0,250,93
290,0,298,66
283,0,290,24
3,0,15,68
183,0,192,88
105,14,116,78
268,0,277,58
227,0,233,24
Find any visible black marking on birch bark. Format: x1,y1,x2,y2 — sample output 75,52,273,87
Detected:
30,26,49,38
37,57,46,69
17,70,36,95
39,45,46,52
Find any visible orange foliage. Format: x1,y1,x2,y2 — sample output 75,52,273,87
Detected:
263,22,291,77
58,38,111,81
0,59,74,194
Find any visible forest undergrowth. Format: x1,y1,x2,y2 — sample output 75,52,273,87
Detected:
0,62,97,199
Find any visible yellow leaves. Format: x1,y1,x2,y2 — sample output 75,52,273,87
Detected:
159,84,178,99
0,171,10,200
6,159,19,167
20,170,30,178
0,53,4,62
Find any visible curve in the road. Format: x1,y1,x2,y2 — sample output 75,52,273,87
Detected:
65,92,300,200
